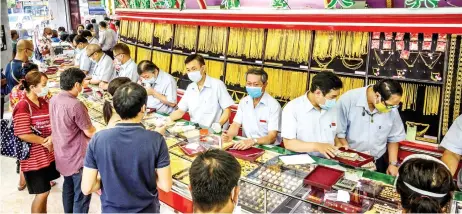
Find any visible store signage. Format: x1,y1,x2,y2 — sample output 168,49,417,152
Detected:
88,0,106,15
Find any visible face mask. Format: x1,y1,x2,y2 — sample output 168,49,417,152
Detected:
320,98,336,110
142,77,156,86
374,96,392,113
36,86,49,97
246,86,263,99
188,70,202,83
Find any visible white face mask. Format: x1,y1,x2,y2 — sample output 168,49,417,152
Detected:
187,70,202,83
35,86,49,97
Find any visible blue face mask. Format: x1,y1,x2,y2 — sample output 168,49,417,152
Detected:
142,77,156,86
320,98,336,110
246,86,263,99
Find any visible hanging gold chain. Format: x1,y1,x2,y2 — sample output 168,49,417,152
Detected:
442,35,457,135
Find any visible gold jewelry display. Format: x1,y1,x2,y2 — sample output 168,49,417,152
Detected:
405,122,430,137
442,34,457,135
423,85,441,116
313,56,334,69
453,38,462,122
400,83,418,111
374,49,393,66
442,35,457,135
228,28,264,59
174,25,198,50
198,26,227,55
431,72,443,82
311,73,364,97
152,50,171,73
154,23,174,45
120,20,129,38
372,67,380,76
205,60,224,79
127,21,139,40
125,43,136,60
171,54,187,74
265,29,312,63
138,22,155,44
420,52,443,69
136,47,152,63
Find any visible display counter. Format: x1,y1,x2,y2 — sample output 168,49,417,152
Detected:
43,56,460,213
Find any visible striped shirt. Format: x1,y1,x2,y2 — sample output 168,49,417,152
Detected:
13,96,54,172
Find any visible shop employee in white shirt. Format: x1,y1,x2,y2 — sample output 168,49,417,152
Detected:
112,43,139,82
73,35,95,76
86,44,115,90
138,60,177,114
169,54,234,128
222,68,281,150
441,115,462,175
282,71,343,159
336,79,405,175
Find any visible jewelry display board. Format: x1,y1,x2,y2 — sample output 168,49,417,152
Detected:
118,19,462,142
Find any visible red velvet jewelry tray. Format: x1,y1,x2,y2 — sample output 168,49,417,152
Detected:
45,66,58,74
333,148,374,167
179,143,207,156
304,165,344,191
83,87,93,93
226,147,265,161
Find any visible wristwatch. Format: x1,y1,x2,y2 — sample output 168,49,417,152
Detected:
389,161,399,167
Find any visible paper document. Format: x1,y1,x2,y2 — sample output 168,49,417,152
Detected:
279,154,315,165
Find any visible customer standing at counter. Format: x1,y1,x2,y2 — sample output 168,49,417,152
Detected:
82,82,172,213
73,36,95,76
86,44,115,90
169,54,234,129
98,21,116,59
189,149,241,213
138,60,177,114
112,43,139,82
50,68,96,213
281,71,343,159
336,79,405,175
5,40,34,95
441,115,462,175
222,68,281,150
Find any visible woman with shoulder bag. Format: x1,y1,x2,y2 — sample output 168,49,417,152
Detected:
12,71,60,213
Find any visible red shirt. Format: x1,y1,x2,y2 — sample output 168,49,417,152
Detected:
13,96,55,172
50,91,93,176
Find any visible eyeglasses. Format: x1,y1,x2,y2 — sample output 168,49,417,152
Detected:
114,53,124,58
383,100,400,109
87,51,97,58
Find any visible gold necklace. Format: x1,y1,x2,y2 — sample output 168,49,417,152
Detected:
420,52,442,69
453,40,462,122
314,56,334,69
342,57,364,70
401,51,420,68
374,49,393,66
442,35,457,135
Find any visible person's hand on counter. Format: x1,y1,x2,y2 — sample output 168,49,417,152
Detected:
315,143,339,159
233,139,255,150
386,165,399,176
221,131,231,143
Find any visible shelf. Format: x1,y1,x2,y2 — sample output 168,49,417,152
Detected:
199,54,226,62
153,47,173,54
227,58,264,67
119,39,137,46
263,63,309,72
309,69,367,78
368,75,444,85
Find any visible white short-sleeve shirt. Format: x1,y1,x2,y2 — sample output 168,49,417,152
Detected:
177,75,234,127
92,54,115,82
117,59,139,82
79,46,95,74
146,70,177,114
281,93,337,156
441,115,462,155
234,93,282,145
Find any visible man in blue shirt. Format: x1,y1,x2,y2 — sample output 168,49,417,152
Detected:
441,115,462,175
81,82,172,213
5,40,34,94
336,79,405,175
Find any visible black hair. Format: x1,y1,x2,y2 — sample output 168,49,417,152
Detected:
91,19,97,24
246,68,268,84
60,33,69,42
309,71,343,95
81,30,92,38
189,149,241,213
73,35,88,44
113,82,147,120
11,30,18,38
184,54,205,66
115,20,120,27
85,24,94,31
137,60,159,75
396,159,455,213
77,24,85,29
60,68,86,91
66,33,77,43
99,21,107,28
103,77,131,124
104,17,111,21
20,63,39,78
373,79,403,101
58,26,65,32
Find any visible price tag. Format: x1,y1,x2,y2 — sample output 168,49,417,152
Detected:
219,56,225,59
355,71,366,75
383,41,392,50
255,60,263,64
422,41,432,51
371,40,380,49
300,65,309,69
384,32,393,41
410,41,419,51
410,33,419,41
424,33,433,42
436,42,446,52
396,41,404,51
372,32,381,40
